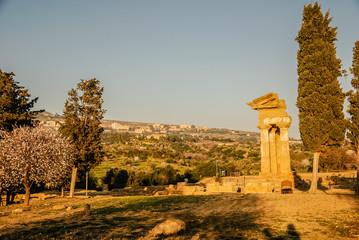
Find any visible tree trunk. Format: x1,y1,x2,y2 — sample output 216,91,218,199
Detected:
85,171,88,198
356,148,359,195
10,192,16,204
69,166,77,198
6,191,11,206
0,187,2,206
309,152,320,194
24,184,31,206
61,186,65,198
355,171,359,195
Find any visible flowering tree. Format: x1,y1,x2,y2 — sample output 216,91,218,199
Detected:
0,126,73,206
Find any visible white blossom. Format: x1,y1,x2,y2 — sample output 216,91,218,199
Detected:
0,126,74,190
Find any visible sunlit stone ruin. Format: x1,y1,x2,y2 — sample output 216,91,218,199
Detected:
173,92,294,194
247,92,292,177
245,92,294,193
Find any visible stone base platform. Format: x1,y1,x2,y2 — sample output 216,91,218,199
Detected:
242,174,294,193
194,173,294,194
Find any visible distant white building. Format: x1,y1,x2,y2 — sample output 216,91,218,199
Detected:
153,123,163,129
169,127,180,132
134,128,144,134
42,120,61,129
111,122,129,130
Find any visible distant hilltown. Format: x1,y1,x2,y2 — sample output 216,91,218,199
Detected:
36,111,260,141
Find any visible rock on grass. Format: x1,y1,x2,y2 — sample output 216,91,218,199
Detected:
149,219,186,236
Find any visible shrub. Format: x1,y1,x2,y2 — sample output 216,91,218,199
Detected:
103,168,129,190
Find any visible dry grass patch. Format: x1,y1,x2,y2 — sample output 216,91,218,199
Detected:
0,190,358,239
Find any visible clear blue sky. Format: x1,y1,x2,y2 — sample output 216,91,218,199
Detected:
1,1,359,139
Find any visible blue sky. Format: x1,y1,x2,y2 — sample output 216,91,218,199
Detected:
1,1,359,139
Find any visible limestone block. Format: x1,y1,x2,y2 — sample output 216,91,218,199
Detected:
180,186,197,195
150,219,186,236
53,205,66,210
206,184,238,193
12,208,23,213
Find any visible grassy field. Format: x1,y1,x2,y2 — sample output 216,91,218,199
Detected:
1,189,358,239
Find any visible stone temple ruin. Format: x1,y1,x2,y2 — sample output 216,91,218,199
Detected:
174,93,294,194
245,92,294,193
247,92,292,178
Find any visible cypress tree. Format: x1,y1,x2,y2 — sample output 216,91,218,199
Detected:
347,41,359,195
296,3,345,193
59,78,105,197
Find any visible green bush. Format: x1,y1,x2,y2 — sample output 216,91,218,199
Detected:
103,168,129,190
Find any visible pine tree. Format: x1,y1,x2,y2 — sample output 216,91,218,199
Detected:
296,3,345,193
347,41,359,195
59,78,105,197
0,69,41,131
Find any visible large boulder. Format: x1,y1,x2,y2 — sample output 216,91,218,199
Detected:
150,219,186,236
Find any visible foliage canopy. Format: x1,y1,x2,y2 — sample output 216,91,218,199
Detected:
347,41,359,151
296,2,345,152
59,78,105,176
0,69,41,131
0,126,73,205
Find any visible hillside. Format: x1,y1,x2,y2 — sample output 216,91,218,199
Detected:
35,112,313,188
36,111,260,141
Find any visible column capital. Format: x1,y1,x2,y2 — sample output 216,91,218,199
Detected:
257,124,271,130
276,123,291,129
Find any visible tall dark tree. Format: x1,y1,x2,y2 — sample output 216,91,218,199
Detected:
296,3,345,193
347,41,359,195
59,78,105,197
0,69,41,131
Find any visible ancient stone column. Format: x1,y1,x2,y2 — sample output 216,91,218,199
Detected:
269,127,278,174
259,125,271,175
247,92,292,177
275,128,282,173
278,123,291,174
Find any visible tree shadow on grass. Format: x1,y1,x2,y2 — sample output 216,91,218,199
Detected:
170,194,267,239
1,215,152,239
263,224,300,240
293,172,310,192
0,206,152,239
0,194,307,239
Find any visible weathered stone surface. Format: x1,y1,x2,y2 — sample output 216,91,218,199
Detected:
53,205,66,210
153,190,169,196
178,186,204,195
12,208,23,213
247,93,293,177
206,184,238,193
150,219,186,236
247,93,294,193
